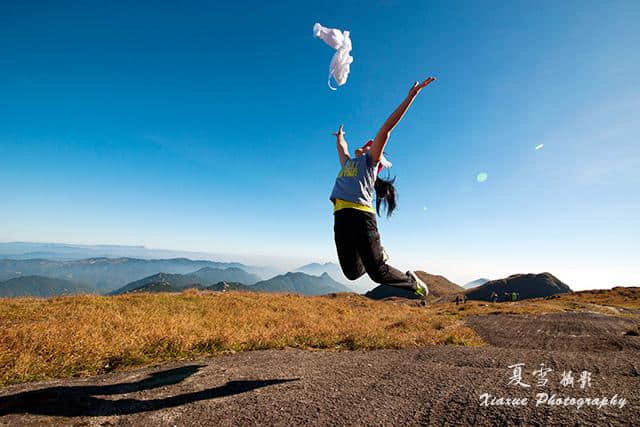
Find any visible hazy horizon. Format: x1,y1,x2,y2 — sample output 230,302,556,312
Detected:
0,240,636,291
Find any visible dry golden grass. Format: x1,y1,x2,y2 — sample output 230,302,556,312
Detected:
554,287,640,309
422,287,640,320
1,286,637,386
0,291,481,386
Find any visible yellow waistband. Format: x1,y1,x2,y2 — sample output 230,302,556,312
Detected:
333,198,375,214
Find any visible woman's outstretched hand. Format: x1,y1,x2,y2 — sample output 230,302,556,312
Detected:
408,77,436,97
332,124,345,137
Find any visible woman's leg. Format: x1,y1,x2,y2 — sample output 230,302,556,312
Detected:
352,211,416,290
334,210,366,280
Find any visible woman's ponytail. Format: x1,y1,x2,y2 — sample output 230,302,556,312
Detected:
374,176,397,217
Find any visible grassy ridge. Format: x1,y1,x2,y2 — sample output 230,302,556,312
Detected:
0,291,480,386
1,287,638,386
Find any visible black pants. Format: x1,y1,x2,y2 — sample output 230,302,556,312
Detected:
334,208,416,290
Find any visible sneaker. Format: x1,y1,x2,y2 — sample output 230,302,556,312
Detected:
407,271,429,300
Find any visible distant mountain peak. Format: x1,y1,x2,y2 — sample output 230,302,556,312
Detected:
465,272,571,301
251,271,351,296
463,278,490,289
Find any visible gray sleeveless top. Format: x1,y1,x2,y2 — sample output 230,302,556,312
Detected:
329,152,379,206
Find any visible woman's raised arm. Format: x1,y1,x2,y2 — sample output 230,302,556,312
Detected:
370,77,436,162
332,124,350,166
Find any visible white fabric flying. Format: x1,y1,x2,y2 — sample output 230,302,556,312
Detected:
313,22,353,90
380,157,392,168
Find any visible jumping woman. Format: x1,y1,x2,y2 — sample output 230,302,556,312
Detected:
329,77,436,300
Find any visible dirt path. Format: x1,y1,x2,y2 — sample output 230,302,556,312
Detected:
1,312,639,426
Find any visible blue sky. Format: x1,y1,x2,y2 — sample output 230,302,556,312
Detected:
1,1,638,290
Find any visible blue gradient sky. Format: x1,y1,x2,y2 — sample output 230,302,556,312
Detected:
1,1,638,290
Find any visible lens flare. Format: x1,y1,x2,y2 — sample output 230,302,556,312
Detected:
476,172,488,183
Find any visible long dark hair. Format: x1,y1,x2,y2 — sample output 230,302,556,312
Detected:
374,175,397,217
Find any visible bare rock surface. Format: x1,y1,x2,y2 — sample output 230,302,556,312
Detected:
466,311,640,352
1,312,639,426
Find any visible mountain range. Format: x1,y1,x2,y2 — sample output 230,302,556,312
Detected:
0,275,96,298
0,242,281,278
0,258,262,293
112,271,350,296
110,267,260,295
0,243,577,301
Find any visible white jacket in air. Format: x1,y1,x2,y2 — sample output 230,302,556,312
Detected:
313,22,353,90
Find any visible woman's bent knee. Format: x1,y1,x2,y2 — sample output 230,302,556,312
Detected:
344,269,365,281
366,265,388,284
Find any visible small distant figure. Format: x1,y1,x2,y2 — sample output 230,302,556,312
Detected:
463,294,467,304
455,295,460,305
504,292,510,302
490,291,498,303
511,291,517,302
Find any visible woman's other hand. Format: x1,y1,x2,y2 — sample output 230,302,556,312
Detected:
332,124,346,137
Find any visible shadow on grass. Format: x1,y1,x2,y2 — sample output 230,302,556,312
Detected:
0,365,298,417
